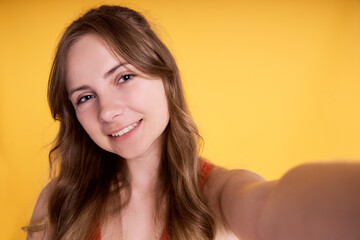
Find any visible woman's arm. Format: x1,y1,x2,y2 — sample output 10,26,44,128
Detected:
204,167,271,239
206,162,360,240
256,163,360,240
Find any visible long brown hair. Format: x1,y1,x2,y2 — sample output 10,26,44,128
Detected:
31,5,215,240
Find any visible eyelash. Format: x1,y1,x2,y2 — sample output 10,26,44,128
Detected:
75,74,135,105
76,95,95,105
117,73,134,84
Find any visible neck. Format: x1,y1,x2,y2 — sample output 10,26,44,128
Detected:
124,145,162,197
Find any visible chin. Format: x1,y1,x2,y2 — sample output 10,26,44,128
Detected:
116,142,162,161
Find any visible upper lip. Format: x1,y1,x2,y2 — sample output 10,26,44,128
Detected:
106,119,141,135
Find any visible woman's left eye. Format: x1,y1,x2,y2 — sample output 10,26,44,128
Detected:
118,74,134,83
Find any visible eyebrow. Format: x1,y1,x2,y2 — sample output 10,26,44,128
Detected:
103,63,126,78
68,63,128,98
68,85,91,98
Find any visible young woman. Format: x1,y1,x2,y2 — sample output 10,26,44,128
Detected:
26,5,360,240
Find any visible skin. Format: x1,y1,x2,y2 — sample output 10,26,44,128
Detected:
66,34,170,162
28,34,360,240
67,34,170,239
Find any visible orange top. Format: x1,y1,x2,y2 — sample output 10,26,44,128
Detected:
95,160,214,240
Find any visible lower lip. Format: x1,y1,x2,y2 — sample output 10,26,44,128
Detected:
110,119,142,141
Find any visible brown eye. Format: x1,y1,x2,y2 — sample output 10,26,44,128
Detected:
77,95,95,105
118,74,134,83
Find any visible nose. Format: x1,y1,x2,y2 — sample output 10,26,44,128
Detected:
98,93,124,122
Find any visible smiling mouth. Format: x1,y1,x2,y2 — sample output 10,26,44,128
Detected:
110,120,141,137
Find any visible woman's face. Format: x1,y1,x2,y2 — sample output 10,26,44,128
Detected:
66,34,169,161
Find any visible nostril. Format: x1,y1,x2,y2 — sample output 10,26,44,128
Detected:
99,109,122,122
112,113,121,120
99,99,124,122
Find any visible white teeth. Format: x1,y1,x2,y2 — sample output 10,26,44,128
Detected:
111,121,140,137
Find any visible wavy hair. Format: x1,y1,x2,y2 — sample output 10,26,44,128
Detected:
27,5,215,240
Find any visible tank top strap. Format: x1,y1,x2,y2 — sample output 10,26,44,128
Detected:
199,159,215,189
94,223,101,240
160,160,215,240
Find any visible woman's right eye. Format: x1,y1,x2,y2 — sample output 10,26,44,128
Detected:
77,95,94,105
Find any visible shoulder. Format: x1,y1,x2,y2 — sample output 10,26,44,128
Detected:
202,164,266,237
203,165,265,204
26,179,56,240
31,180,55,221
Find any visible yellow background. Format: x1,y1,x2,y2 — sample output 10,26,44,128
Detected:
1,0,360,239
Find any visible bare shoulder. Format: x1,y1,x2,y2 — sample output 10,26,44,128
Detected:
26,179,56,240
31,180,55,222
202,165,266,238
203,166,265,204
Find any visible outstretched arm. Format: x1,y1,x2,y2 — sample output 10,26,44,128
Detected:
256,163,360,240
206,162,360,240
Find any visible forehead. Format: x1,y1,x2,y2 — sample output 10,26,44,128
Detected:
66,34,125,88
67,33,124,70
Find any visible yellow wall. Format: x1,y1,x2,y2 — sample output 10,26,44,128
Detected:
1,0,359,238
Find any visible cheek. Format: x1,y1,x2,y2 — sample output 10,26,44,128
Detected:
158,90,170,119
75,109,96,134
147,84,169,117
151,86,170,125
126,80,168,114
